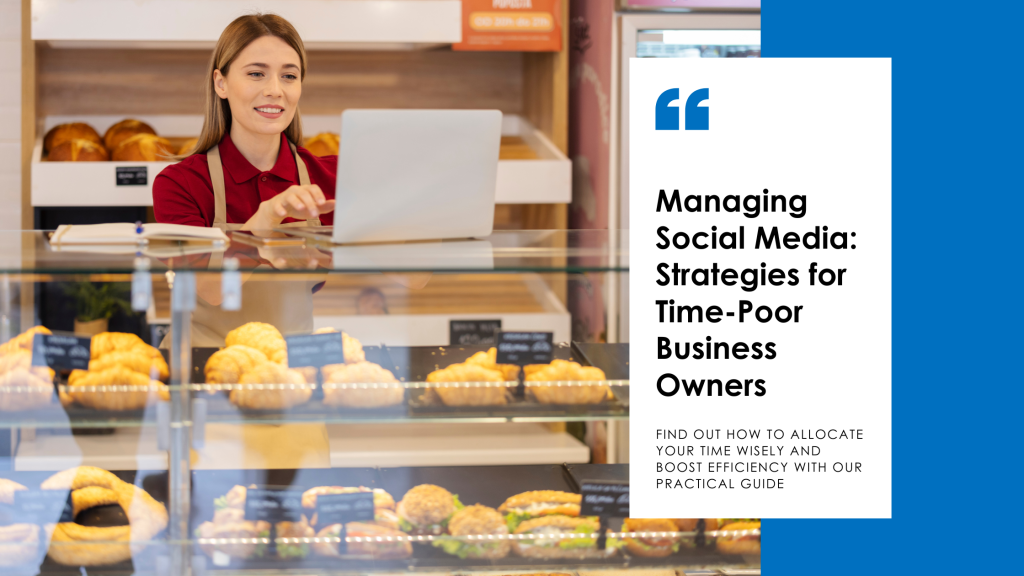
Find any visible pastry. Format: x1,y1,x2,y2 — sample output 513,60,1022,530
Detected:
498,490,581,530
41,466,169,566
304,132,339,157
621,518,682,557
111,133,174,162
512,516,616,559
313,521,412,559
47,138,110,162
433,504,510,559
102,119,156,152
525,360,610,404
198,485,312,560
395,484,463,536
230,362,311,410
0,478,39,567
204,345,269,385
90,332,147,359
0,326,51,355
89,350,169,381
312,327,365,363
0,345,56,411
177,137,200,156
226,322,287,365
715,521,760,556
322,361,403,408
44,123,103,153
464,347,520,381
426,363,509,406
302,486,395,511
65,365,169,411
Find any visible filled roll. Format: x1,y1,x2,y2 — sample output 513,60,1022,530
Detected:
433,504,510,559
395,484,463,536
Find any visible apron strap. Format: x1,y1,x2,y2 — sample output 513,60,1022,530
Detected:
208,140,321,230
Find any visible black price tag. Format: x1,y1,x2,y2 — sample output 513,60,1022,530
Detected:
495,331,553,365
285,333,347,369
244,489,305,523
14,490,74,523
31,334,91,371
315,492,375,527
449,319,502,346
579,480,629,517
116,166,148,186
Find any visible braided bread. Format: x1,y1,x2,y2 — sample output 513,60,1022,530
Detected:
65,365,169,411
89,332,146,359
226,322,287,364
89,350,169,381
525,360,609,404
0,326,51,355
41,466,168,566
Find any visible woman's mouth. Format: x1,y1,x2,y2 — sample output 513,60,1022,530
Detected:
254,106,284,119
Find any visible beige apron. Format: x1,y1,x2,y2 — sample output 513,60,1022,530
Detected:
189,141,323,347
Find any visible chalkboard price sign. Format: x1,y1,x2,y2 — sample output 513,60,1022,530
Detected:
579,480,629,517
285,332,347,369
31,334,92,371
495,331,553,365
244,489,305,522
449,319,502,346
14,490,74,523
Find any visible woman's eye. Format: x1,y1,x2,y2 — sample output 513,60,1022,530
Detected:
284,74,298,80
248,71,264,78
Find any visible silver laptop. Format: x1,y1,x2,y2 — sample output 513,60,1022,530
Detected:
283,109,502,244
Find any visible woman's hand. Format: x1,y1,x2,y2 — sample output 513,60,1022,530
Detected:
242,184,336,231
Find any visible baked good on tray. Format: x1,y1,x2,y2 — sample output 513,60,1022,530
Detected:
44,122,103,153
312,327,365,364
464,347,520,381
395,484,463,536
41,466,168,566
204,345,269,385
511,516,616,559
103,119,156,152
621,518,682,557
715,520,761,556
313,521,412,559
111,133,174,162
0,351,56,411
0,325,51,355
226,322,287,365
433,504,510,559
48,138,110,162
62,332,169,411
197,485,314,561
0,478,39,567
426,363,510,406
498,490,581,530
322,361,403,408
525,359,610,405
230,362,311,410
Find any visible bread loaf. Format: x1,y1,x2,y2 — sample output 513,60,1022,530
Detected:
44,123,103,152
48,139,109,162
111,133,174,162
103,119,157,152
177,137,200,156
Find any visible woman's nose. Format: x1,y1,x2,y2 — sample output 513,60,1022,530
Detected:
264,76,284,97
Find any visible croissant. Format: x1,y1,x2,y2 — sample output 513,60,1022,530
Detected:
0,368,55,411
230,362,311,410
65,365,169,411
205,345,269,385
312,328,366,363
90,332,146,359
426,363,508,406
323,361,403,408
464,347,520,381
0,326,51,356
226,322,287,365
89,350,169,381
525,360,610,404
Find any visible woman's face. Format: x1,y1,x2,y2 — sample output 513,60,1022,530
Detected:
214,35,302,138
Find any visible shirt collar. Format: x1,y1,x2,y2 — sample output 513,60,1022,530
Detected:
219,132,299,185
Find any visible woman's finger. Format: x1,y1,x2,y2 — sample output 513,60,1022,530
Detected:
292,189,320,217
306,184,327,205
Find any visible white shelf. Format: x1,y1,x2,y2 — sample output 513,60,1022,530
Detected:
327,422,590,467
32,114,571,207
32,0,462,50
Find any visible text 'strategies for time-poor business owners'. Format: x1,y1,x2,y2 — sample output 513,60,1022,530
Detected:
629,59,892,519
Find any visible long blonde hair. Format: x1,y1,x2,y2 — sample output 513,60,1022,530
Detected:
182,13,307,158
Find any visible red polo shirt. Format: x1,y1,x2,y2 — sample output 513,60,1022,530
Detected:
153,132,336,226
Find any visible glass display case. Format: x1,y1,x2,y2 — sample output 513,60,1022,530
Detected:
0,229,759,575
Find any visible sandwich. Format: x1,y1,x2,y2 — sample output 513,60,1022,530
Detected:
432,505,510,559
312,521,412,559
621,518,682,557
395,484,464,535
715,520,761,556
511,516,617,559
197,485,314,561
302,486,400,530
498,490,581,531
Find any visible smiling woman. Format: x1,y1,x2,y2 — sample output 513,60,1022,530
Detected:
153,13,337,231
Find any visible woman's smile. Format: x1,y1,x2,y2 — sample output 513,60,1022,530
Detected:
254,106,285,119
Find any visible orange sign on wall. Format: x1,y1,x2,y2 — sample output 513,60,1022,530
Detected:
453,0,562,52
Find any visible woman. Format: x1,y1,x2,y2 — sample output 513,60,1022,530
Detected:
153,13,334,346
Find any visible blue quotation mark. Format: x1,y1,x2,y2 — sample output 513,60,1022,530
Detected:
656,88,709,131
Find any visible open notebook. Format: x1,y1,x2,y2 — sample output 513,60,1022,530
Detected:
50,223,229,245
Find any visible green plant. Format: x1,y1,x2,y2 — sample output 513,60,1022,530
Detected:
63,281,133,322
